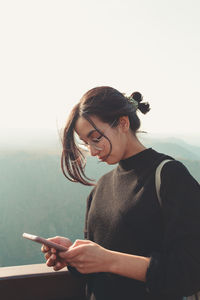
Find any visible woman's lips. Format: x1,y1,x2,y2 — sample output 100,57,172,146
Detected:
98,156,106,161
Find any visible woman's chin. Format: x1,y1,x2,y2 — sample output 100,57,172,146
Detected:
98,154,119,165
104,157,118,165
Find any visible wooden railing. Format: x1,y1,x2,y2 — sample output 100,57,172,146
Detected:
0,263,86,300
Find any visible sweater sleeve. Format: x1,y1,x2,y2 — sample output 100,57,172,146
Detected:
146,160,200,297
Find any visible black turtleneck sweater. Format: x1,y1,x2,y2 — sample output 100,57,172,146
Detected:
83,148,200,300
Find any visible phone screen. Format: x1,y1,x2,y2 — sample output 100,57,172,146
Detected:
22,233,68,251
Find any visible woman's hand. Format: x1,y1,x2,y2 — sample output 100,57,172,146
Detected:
42,238,150,281
58,239,113,274
41,236,72,271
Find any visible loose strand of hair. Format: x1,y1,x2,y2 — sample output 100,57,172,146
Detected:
61,111,95,186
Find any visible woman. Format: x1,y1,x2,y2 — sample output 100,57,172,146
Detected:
42,86,200,300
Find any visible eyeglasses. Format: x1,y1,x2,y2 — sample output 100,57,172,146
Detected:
77,119,117,152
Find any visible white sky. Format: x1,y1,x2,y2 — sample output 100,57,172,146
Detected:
0,0,200,135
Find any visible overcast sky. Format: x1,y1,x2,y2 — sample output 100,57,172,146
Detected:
0,0,200,137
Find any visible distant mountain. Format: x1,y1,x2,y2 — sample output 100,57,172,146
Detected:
161,137,200,159
0,135,199,267
141,135,200,180
140,135,200,161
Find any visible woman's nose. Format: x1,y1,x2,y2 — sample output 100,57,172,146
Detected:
89,145,100,156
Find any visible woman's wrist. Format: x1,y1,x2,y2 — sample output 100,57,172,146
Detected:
103,249,118,273
104,249,150,282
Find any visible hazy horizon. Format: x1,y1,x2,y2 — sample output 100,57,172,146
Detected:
0,128,200,152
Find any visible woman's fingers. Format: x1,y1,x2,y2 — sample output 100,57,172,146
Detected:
41,237,73,254
57,240,110,274
59,239,91,259
45,251,51,260
47,236,73,248
72,239,91,247
53,261,66,271
41,245,49,253
41,237,95,272
58,244,92,269
45,251,67,270
59,246,81,260
41,236,73,270
46,253,57,267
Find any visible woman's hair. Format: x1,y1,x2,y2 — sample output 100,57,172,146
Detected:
61,86,150,186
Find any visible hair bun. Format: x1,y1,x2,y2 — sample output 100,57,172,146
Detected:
130,91,143,103
130,91,150,114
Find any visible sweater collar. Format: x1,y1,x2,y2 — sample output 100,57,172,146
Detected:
119,148,155,171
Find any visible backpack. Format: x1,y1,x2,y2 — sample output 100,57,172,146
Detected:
155,159,200,300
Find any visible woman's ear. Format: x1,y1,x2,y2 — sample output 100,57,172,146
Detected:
119,116,130,132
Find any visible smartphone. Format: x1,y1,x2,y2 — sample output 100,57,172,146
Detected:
22,233,68,251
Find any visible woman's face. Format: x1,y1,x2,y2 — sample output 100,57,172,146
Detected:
75,115,130,164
